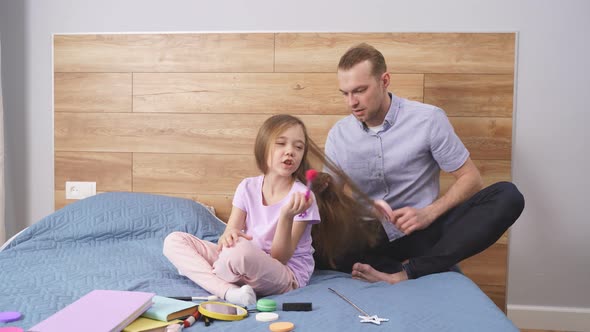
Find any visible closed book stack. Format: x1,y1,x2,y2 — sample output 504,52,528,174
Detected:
141,296,197,322
123,317,182,332
28,290,154,332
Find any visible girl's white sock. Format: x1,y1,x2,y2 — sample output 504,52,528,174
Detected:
224,285,256,306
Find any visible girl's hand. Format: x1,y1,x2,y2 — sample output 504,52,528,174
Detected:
280,192,313,220
217,228,253,251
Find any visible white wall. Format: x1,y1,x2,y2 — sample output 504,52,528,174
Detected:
1,0,589,330
0,0,27,238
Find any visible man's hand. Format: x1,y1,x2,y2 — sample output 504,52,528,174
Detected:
374,200,434,235
217,228,253,251
390,206,435,235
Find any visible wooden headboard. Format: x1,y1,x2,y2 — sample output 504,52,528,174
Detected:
53,32,515,309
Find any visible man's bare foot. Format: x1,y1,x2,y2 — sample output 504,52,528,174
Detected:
351,263,408,284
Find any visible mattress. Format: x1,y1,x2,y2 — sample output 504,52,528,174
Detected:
0,192,517,331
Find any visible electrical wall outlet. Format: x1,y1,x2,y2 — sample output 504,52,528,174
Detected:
65,181,97,200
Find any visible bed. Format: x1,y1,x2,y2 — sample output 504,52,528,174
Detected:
53,32,516,312
0,192,517,331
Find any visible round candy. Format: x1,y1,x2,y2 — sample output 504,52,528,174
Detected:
269,321,295,332
256,298,277,312
255,312,279,322
0,311,21,323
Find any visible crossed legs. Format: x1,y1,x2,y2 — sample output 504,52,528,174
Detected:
163,232,297,305
351,182,525,284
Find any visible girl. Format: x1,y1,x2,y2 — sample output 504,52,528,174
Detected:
163,115,321,306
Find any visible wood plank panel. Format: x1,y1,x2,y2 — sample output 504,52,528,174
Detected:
54,152,132,191
55,190,107,211
275,33,515,74
54,34,274,73
54,73,132,112
133,153,259,195
460,243,508,311
424,74,514,117
461,243,507,286
440,159,511,195
478,284,506,313
450,117,512,160
301,115,345,148
54,190,70,210
133,73,424,114
55,113,263,153
55,113,343,153
498,231,509,245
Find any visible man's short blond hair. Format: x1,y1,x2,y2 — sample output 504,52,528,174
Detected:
338,43,387,78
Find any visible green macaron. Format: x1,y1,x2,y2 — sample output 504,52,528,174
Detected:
256,298,277,312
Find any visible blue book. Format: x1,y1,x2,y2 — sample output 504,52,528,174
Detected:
141,296,197,322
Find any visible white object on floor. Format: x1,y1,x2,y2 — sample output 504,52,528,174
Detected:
328,288,389,326
256,312,279,322
359,315,389,325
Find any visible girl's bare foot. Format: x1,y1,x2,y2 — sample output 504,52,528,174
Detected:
351,263,408,284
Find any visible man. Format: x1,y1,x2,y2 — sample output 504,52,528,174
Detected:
325,43,525,284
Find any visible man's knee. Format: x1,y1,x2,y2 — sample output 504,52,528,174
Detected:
491,181,525,226
496,182,524,210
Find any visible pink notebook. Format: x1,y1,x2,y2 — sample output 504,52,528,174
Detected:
28,290,154,332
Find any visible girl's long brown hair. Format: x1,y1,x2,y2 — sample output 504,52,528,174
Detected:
305,140,383,271
255,115,383,271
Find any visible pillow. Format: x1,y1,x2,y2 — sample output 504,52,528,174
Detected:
201,204,217,217
4,192,227,251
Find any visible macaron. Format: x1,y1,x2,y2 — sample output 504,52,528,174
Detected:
255,312,279,322
269,321,295,332
256,298,277,312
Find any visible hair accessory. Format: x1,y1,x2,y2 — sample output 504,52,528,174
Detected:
304,169,318,199
298,169,319,217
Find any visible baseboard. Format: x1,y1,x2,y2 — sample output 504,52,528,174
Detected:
508,304,590,332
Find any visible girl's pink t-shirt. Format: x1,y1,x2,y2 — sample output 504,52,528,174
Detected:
232,175,321,287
